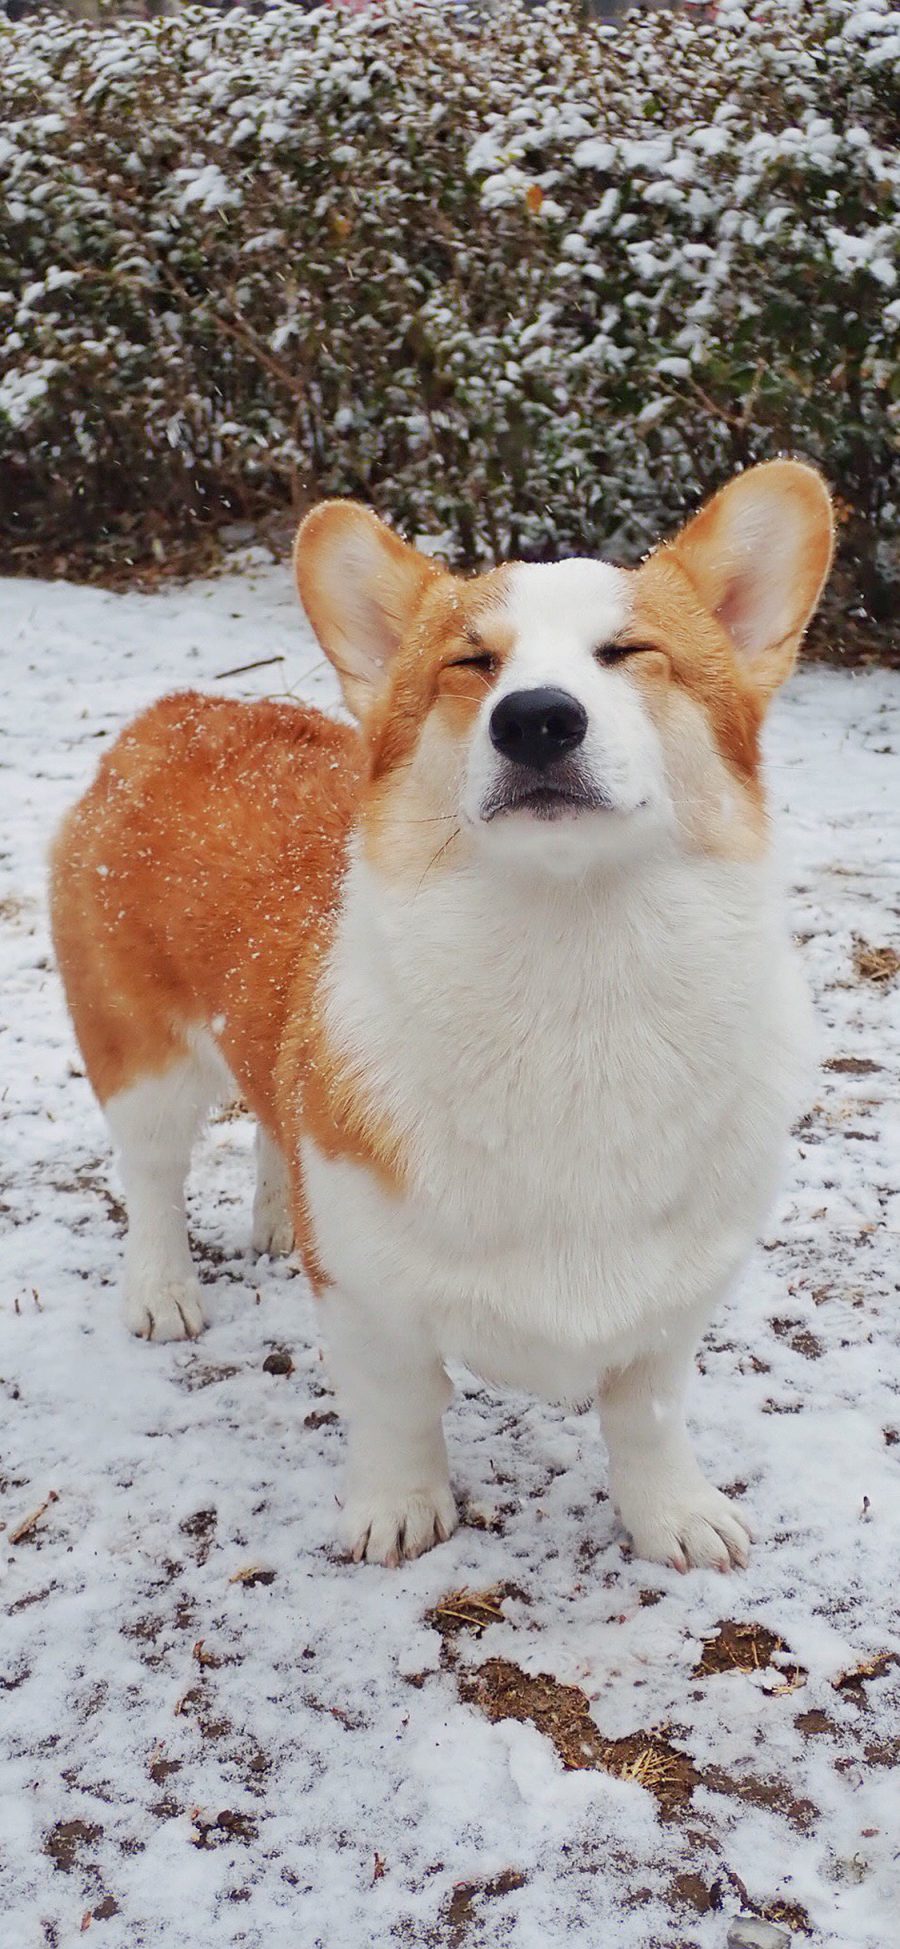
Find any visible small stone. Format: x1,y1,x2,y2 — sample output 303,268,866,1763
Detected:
727,1919,792,1949
262,1349,294,1377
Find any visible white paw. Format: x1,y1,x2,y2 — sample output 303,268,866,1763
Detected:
341,1482,459,1567
619,1480,752,1573
251,1203,294,1258
124,1276,206,1342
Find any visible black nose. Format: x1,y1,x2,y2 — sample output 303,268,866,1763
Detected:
489,687,588,771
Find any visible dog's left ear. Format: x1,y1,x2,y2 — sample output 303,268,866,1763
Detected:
668,460,834,696
294,501,438,721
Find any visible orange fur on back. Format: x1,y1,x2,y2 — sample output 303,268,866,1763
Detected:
50,692,368,1279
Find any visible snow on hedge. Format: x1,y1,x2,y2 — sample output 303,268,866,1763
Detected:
0,0,897,608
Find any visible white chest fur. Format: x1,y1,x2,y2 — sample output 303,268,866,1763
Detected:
301,847,812,1401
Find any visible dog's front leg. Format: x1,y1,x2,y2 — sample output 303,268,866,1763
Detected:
323,1290,459,1567
598,1325,751,1573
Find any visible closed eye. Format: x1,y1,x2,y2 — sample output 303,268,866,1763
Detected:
594,641,657,666
447,652,497,673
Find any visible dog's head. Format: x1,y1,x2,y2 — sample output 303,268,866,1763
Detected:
295,462,833,881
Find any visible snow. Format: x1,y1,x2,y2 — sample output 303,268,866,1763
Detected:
0,360,60,428
1,563,899,1948
174,165,243,216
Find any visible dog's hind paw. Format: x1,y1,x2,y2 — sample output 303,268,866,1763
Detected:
251,1207,294,1257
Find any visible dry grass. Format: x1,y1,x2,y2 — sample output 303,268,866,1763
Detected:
852,939,900,985
426,1586,513,1641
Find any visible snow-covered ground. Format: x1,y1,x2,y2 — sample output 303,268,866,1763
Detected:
1,559,898,1949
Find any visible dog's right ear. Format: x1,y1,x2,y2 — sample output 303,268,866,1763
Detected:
294,502,438,721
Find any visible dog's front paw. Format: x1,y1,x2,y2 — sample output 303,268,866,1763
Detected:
618,1478,751,1573
341,1482,459,1567
125,1275,206,1342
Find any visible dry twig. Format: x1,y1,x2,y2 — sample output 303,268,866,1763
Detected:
9,1489,59,1545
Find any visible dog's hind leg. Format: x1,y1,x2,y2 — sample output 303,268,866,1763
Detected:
105,1037,226,1341
251,1124,294,1258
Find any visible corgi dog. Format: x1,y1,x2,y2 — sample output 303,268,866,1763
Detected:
51,461,833,1572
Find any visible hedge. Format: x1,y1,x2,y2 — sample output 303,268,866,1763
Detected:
0,0,897,634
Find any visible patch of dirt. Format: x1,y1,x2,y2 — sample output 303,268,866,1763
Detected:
852,939,900,985
190,1238,243,1278
121,1581,197,1669
863,1733,900,1768
121,1614,170,1667
435,1599,828,1836
794,1708,837,1742
229,1566,277,1589
7,1582,57,1614
757,1899,815,1935
0,1473,29,1497
459,1496,508,1535
397,1868,529,1947
702,1765,818,1833
457,1658,698,1817
43,1820,103,1873
441,1870,528,1947
148,1754,182,1787
304,1408,338,1430
180,1508,217,1564
174,1687,233,1744
177,1361,241,1392
1,1663,30,1693
832,1652,900,1699
210,1098,249,1123
672,1869,724,1914
450,1627,825,1844
66,1168,126,1231
823,1056,884,1076
190,1808,258,1849
693,1619,796,1680
89,1896,120,1921
770,1319,824,1360
191,1639,230,1672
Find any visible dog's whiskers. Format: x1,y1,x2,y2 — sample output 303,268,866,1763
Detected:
413,827,462,898
400,813,459,827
